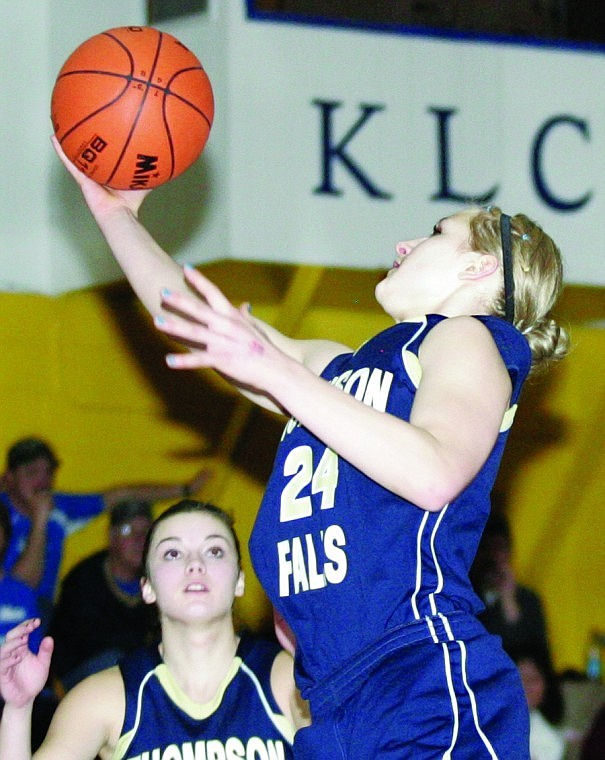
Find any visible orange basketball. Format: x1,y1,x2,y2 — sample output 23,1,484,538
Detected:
51,26,214,190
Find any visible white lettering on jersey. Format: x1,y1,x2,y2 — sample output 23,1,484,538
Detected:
128,736,286,760
274,367,392,596
277,525,347,597
332,367,393,412
280,367,394,442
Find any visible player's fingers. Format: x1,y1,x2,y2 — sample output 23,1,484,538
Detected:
182,265,236,315
154,314,212,348
51,136,85,183
4,619,39,643
160,288,214,326
156,290,246,343
37,637,55,666
0,638,28,664
165,351,215,370
239,303,256,324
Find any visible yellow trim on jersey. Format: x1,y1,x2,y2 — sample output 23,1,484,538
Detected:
112,657,243,758
239,660,295,744
112,670,155,760
111,652,294,760
155,657,241,719
402,350,423,388
114,729,135,760
500,403,518,432
401,317,428,389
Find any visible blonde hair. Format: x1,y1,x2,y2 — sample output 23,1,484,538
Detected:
468,206,569,374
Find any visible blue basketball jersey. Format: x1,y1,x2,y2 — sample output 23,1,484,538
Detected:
114,634,295,760
249,315,531,701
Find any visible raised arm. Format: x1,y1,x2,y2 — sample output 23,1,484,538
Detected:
1,620,122,760
52,137,351,411
52,136,184,315
0,619,52,760
10,493,53,589
153,278,512,511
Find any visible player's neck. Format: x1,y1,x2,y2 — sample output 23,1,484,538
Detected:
160,623,240,703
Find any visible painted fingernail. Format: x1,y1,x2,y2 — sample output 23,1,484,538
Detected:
154,315,166,326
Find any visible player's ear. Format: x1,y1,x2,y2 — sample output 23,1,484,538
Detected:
141,576,157,605
458,252,499,281
234,570,245,598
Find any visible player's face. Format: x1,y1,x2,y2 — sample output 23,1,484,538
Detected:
142,512,244,624
375,211,476,321
6,457,56,502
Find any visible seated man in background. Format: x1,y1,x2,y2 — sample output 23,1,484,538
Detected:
0,436,210,625
49,499,155,690
471,509,553,664
0,502,41,651
514,647,566,760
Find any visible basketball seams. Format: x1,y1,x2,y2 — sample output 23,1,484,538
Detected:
56,74,130,143
55,31,137,147
107,29,168,185
151,32,176,179
165,68,213,128
103,30,137,77
56,69,210,114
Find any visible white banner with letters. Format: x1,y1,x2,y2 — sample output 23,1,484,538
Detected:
227,2,605,286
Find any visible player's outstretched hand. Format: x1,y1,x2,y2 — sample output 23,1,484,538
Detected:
0,619,54,708
51,135,151,218
155,265,287,393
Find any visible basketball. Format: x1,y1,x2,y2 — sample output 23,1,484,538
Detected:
51,26,214,190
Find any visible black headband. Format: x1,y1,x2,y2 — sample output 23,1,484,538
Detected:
500,212,515,324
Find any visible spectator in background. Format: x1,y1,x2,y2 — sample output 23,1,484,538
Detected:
471,509,553,663
49,499,155,690
0,502,41,653
0,436,211,626
514,647,566,760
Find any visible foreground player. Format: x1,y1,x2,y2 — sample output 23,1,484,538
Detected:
0,500,307,759
53,138,568,757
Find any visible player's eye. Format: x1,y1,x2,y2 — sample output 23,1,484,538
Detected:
163,548,181,560
431,224,442,236
207,545,225,559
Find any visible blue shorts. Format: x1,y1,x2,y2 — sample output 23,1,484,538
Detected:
294,630,529,759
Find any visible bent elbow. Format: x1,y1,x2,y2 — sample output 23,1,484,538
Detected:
414,491,452,513
398,474,465,513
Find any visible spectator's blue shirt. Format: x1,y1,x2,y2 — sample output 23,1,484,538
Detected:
0,574,42,652
0,492,105,602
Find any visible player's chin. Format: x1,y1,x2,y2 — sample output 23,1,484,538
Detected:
374,277,390,307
